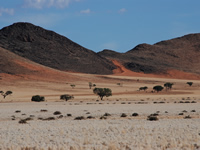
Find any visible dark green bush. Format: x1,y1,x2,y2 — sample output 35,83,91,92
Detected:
31,95,45,102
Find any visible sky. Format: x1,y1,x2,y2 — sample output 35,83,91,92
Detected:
0,0,200,52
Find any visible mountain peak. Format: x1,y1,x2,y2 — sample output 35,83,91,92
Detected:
0,22,116,74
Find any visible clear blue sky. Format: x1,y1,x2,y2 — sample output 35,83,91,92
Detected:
0,0,200,52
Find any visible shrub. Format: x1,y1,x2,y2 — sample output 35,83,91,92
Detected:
100,116,107,120
40,109,48,112
153,85,164,92
58,115,63,119
164,82,173,91
15,110,21,113
31,95,45,102
186,82,193,86
70,84,76,89
139,86,148,91
74,116,85,120
60,94,74,101
132,113,139,116
121,113,127,117
53,111,61,115
19,119,27,124
87,116,95,119
43,117,56,121
0,90,13,99
103,113,111,116
67,114,72,117
184,115,192,119
147,116,158,121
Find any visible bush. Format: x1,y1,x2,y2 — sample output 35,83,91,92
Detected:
186,82,193,86
74,116,85,120
53,111,62,115
87,116,95,119
139,86,148,91
103,113,111,116
121,113,127,117
67,114,72,117
153,85,164,92
147,116,158,121
132,113,139,116
31,95,45,102
60,94,74,101
184,115,192,119
19,119,27,124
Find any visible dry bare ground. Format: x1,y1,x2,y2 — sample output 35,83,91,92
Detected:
0,72,200,150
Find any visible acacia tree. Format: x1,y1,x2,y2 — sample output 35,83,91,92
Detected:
89,82,93,89
70,84,76,89
89,82,96,89
186,82,193,86
164,82,173,91
139,86,148,91
60,94,74,101
93,88,112,100
153,85,164,93
0,91,13,99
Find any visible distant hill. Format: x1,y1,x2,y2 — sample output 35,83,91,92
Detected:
99,34,200,75
0,22,116,75
0,22,199,77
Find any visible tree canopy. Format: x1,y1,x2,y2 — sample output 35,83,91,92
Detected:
164,82,173,91
153,85,164,92
60,94,74,101
93,88,112,100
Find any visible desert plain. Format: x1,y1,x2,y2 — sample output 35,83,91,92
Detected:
0,70,200,150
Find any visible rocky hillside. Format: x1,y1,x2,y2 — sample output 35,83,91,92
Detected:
99,34,200,75
0,22,116,74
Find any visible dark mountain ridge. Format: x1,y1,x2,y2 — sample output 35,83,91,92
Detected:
0,22,200,76
99,33,200,74
0,22,116,74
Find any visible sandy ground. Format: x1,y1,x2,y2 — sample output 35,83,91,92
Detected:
0,72,200,150
0,102,200,150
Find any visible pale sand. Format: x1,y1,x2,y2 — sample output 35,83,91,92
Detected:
0,102,200,150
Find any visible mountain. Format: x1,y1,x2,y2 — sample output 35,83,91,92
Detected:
0,22,116,75
0,46,83,82
0,22,200,78
99,34,200,75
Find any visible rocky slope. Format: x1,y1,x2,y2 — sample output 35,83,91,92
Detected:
99,34,200,75
0,22,116,75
